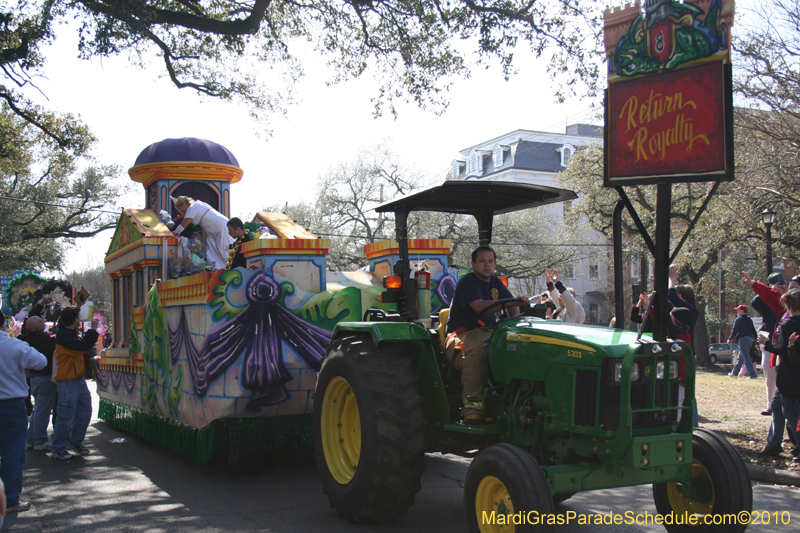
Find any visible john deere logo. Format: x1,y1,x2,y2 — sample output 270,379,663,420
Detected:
644,366,651,377
491,288,499,300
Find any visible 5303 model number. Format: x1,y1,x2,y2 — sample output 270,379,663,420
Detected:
567,350,582,359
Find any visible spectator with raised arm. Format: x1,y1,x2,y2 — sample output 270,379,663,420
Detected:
669,264,698,339
751,293,779,416
545,268,585,324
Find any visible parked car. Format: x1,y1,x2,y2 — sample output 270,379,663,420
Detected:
709,343,737,364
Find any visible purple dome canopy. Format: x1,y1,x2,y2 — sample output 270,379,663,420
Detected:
133,138,240,167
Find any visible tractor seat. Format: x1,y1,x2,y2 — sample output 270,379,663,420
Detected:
437,308,450,352
437,307,464,357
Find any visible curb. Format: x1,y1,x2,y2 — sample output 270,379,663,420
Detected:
747,463,800,487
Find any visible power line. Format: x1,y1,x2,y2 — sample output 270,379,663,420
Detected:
0,195,121,214
309,232,611,247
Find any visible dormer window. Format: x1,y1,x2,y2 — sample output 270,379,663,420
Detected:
452,160,465,178
465,151,478,174
494,146,504,168
467,150,490,176
558,144,575,167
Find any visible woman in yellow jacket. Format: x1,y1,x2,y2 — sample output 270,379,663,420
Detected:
51,308,99,460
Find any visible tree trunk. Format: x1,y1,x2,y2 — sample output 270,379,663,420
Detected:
694,299,711,367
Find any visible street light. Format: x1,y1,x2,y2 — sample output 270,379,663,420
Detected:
762,207,776,274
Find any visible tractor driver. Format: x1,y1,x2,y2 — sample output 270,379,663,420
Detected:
445,246,528,424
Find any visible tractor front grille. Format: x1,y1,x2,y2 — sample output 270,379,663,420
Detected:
594,356,681,430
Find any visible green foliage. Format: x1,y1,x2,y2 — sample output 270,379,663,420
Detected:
0,106,128,272
705,314,728,338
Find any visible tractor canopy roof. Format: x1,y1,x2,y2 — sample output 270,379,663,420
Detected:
375,180,577,217
375,180,578,245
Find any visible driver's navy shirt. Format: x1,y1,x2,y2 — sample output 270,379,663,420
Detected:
446,272,513,334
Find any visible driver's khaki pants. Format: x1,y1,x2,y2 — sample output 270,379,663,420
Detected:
446,327,493,408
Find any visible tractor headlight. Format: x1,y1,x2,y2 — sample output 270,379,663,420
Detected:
656,361,679,380
614,362,640,382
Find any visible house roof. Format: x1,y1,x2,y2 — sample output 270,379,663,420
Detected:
511,141,565,173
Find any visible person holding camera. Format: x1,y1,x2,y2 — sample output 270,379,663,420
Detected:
50,308,100,460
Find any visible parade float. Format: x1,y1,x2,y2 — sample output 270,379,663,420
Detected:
2,274,99,339
3,271,50,317
97,137,458,464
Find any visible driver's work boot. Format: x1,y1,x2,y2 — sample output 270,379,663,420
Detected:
462,403,487,425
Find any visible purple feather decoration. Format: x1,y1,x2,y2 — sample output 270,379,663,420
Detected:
170,271,332,410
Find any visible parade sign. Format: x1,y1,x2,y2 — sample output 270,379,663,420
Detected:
603,0,735,185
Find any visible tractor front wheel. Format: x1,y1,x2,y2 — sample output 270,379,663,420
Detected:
313,335,426,523
653,428,752,533
465,443,555,533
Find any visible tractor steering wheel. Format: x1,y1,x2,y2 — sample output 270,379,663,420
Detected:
479,297,527,319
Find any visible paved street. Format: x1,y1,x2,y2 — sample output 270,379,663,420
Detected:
4,382,798,532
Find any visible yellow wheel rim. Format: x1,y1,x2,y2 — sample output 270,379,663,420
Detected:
320,376,361,484
666,460,715,517
475,475,515,533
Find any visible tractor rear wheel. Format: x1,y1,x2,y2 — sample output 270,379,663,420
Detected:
653,428,752,533
465,443,555,533
313,335,426,523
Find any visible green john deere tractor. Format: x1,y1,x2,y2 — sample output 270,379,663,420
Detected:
312,181,752,533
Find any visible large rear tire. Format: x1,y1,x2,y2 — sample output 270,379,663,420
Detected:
313,335,426,523
653,428,752,533
465,443,555,533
